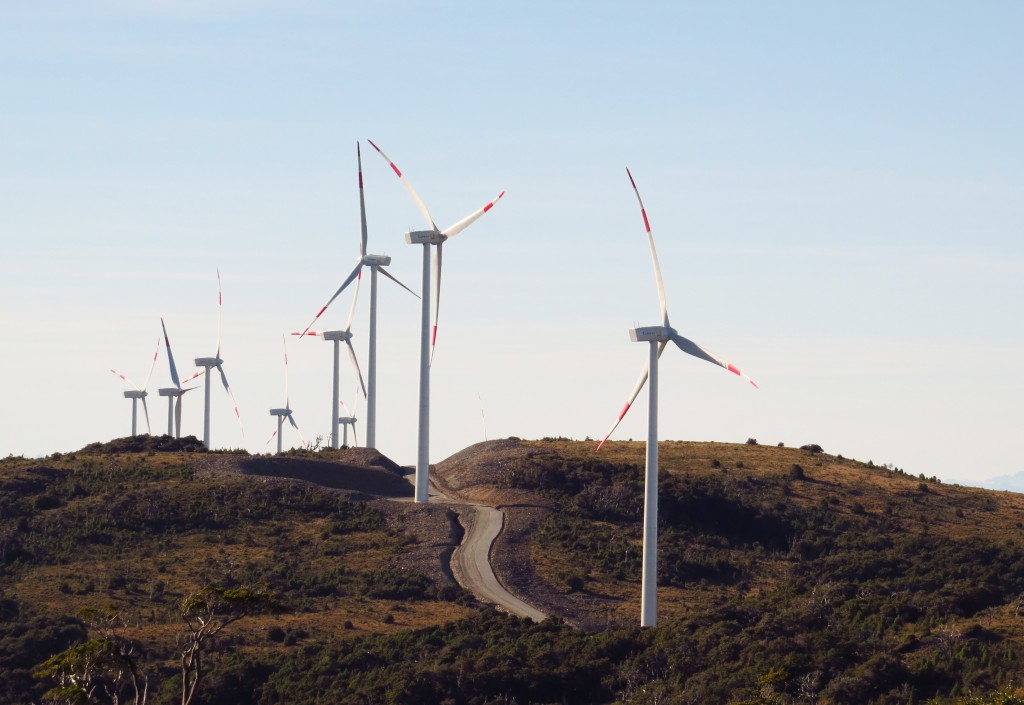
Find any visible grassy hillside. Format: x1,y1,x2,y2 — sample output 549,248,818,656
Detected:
3,436,1024,704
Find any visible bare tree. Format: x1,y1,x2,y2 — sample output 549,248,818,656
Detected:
177,584,279,705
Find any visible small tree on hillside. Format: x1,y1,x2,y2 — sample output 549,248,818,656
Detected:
34,607,148,705
178,584,279,705
34,637,147,705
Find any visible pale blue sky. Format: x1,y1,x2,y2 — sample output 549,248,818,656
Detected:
1,2,1021,485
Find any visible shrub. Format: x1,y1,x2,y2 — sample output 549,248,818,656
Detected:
800,444,824,454
267,626,286,643
745,438,758,445
789,464,805,480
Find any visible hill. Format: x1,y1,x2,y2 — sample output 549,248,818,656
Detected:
3,437,1024,704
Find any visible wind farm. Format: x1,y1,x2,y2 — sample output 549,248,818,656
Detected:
4,4,1024,703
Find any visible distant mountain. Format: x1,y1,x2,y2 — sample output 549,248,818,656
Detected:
975,470,1024,493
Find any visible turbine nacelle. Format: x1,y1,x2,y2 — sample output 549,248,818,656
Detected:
321,330,353,343
405,230,446,245
194,356,223,367
269,408,292,417
158,388,184,398
629,326,675,343
123,390,148,400
361,254,392,266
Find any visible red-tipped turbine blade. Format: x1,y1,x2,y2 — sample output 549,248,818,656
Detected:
626,168,668,327
357,142,368,258
109,368,140,392
366,139,437,231
440,191,505,239
215,363,245,437
287,412,307,448
670,333,759,389
298,259,363,337
596,341,668,450
429,242,442,367
142,337,160,392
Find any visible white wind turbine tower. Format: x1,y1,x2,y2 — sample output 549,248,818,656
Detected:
186,269,244,449
368,139,504,503
297,142,416,449
294,267,367,450
598,169,759,628
158,318,198,438
109,338,160,437
267,335,305,454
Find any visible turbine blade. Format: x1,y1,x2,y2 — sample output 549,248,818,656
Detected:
596,341,668,450
298,259,363,337
352,422,358,448
358,142,368,258
376,265,419,298
179,369,205,385
265,427,278,446
160,318,181,389
215,268,223,358
216,363,245,437
281,334,290,407
670,333,759,388
142,337,160,391
626,169,668,327
429,242,442,366
291,331,324,337
141,396,151,435
287,412,306,448
345,269,362,333
366,139,437,231
344,338,367,399
440,191,505,238
109,368,141,392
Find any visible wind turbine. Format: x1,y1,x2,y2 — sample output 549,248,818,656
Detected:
294,267,367,450
367,139,504,503
267,335,305,454
598,169,758,628
338,398,359,448
297,142,416,449
109,338,160,436
188,269,243,449
158,318,197,438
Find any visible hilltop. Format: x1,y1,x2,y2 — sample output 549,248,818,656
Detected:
3,437,1024,704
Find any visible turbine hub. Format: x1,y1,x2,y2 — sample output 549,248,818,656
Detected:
629,326,674,343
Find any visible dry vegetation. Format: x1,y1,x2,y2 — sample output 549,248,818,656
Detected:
5,435,1024,704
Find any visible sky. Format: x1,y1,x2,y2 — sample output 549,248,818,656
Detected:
1,1,1021,487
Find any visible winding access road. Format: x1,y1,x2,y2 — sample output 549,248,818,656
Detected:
449,502,547,622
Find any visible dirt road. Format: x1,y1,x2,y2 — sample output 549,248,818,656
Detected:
450,502,547,622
